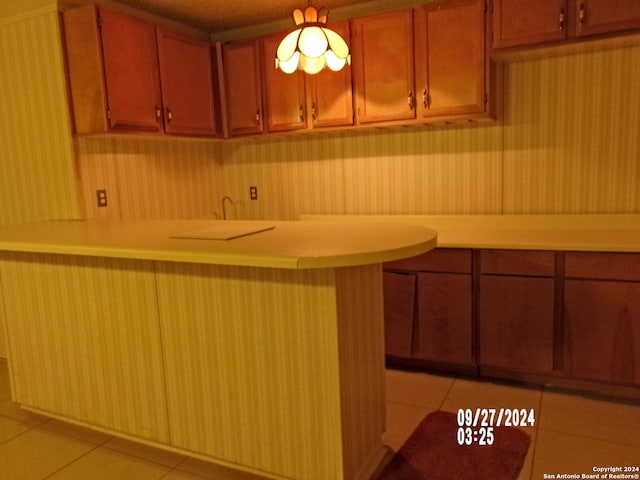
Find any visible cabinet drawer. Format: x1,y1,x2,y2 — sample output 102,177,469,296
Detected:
565,252,640,281
480,249,555,276
384,248,472,273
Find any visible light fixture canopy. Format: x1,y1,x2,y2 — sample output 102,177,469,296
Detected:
275,2,351,74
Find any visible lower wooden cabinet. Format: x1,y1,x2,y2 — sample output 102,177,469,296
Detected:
383,248,474,368
414,272,473,364
478,250,556,374
384,247,640,398
565,280,640,385
479,275,555,374
564,252,640,386
383,271,416,358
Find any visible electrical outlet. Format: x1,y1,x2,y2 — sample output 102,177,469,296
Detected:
96,189,108,207
249,186,258,200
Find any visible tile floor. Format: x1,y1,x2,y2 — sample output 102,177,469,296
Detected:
1,358,639,479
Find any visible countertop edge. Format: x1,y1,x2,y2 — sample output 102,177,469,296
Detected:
0,220,438,269
301,214,640,253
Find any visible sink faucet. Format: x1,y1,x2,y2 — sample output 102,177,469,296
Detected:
222,196,234,220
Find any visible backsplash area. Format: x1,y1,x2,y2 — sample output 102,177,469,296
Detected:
220,42,640,220
76,136,223,220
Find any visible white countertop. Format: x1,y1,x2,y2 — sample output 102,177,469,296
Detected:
301,214,640,252
0,219,438,269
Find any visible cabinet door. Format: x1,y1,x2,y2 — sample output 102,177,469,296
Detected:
383,272,416,358
576,0,640,37
261,33,308,133
493,0,568,48
415,0,486,118
352,9,416,124
479,275,555,373
99,7,163,132
307,21,354,128
414,272,473,364
222,40,264,136
156,28,217,136
565,280,640,385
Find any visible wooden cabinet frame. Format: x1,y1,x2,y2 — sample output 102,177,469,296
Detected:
492,0,640,51
384,248,640,401
63,4,221,137
384,248,476,375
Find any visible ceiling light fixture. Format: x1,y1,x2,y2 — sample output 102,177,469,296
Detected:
275,2,351,75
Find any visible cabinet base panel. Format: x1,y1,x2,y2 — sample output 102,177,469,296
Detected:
386,360,640,402
386,355,478,377
479,366,640,402
19,405,285,479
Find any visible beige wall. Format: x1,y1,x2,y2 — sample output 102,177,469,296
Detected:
0,5,81,227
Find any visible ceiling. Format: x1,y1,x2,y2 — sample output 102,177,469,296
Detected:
102,0,380,33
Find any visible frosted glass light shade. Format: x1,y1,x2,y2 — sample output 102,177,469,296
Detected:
275,4,351,75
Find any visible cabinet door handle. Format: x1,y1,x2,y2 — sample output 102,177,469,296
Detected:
166,108,173,123
423,88,430,109
155,106,162,122
559,7,565,30
311,103,317,121
408,91,414,110
579,3,585,27
255,110,261,124
299,104,305,123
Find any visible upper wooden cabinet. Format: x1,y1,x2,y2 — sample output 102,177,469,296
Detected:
414,0,490,120
63,5,219,137
576,0,640,37
307,21,355,129
492,0,568,48
64,2,503,138
221,39,264,136
156,28,218,136
259,21,354,133
261,33,308,133
64,4,163,134
493,0,640,49
351,9,416,125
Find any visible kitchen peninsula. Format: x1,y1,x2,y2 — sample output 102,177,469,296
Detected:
0,219,437,480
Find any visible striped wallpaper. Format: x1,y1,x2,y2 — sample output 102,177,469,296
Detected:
0,5,80,357
503,45,640,214
75,136,223,220
0,6,80,227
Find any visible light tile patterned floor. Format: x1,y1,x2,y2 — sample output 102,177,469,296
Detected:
1,359,639,479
